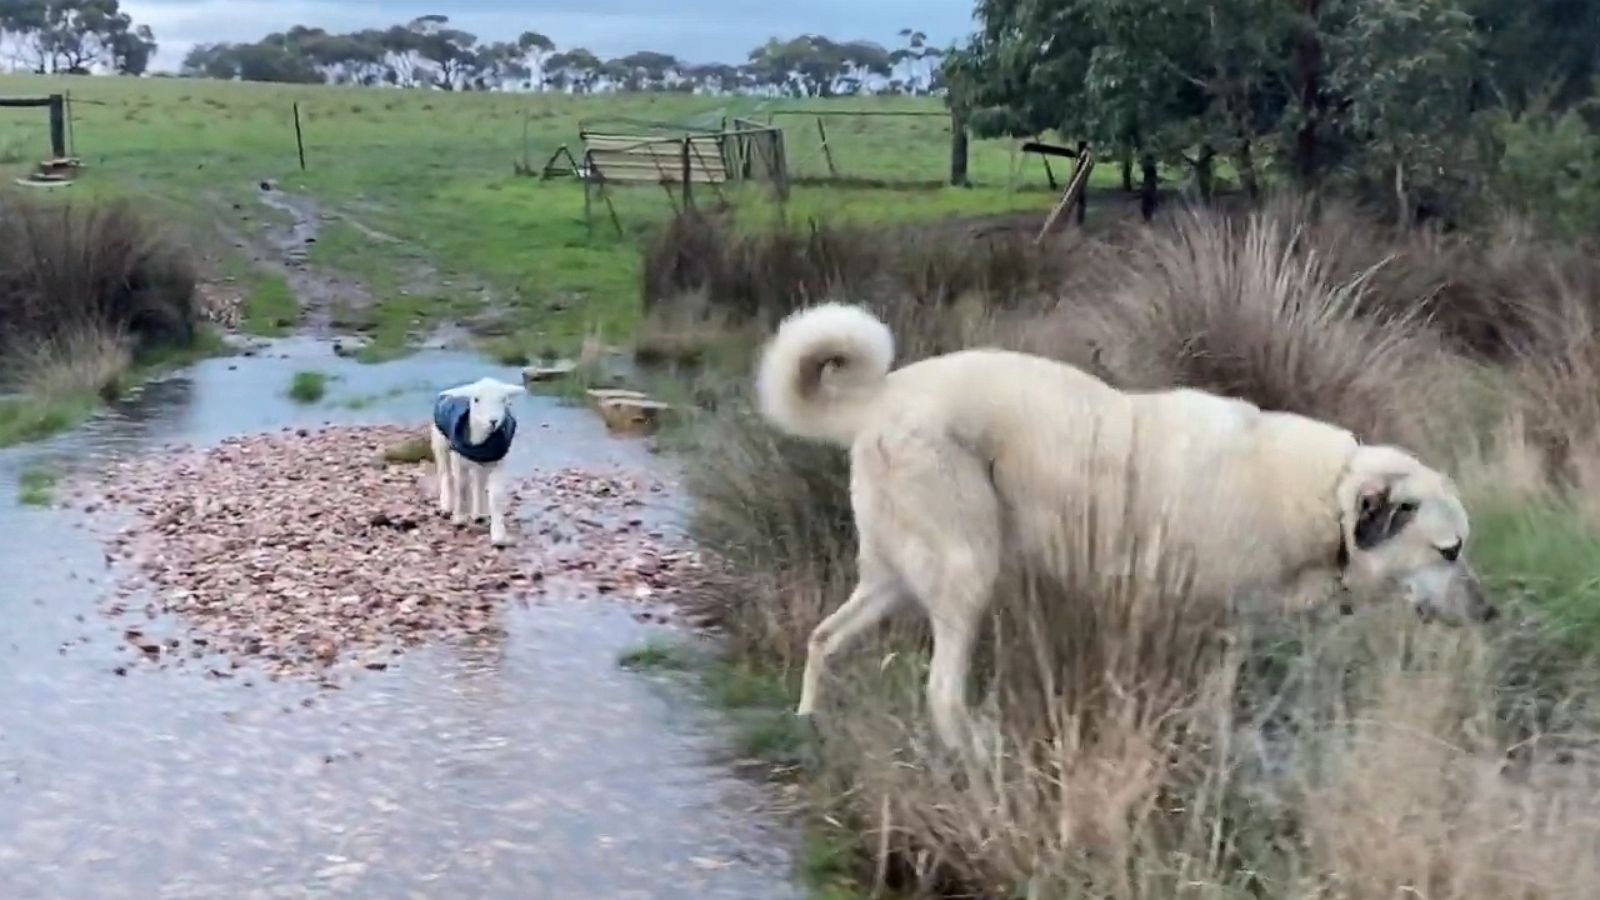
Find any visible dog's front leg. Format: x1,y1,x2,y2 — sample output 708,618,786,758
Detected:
487,465,510,546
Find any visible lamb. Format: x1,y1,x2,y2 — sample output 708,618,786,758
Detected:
430,377,525,546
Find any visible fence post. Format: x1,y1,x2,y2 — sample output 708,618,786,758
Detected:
293,102,307,171
680,138,693,209
815,117,839,178
47,94,66,160
1075,141,1090,224
949,110,970,187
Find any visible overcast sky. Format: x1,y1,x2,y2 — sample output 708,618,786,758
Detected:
122,0,980,72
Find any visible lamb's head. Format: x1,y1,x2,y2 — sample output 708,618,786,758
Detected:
1335,445,1495,625
442,377,524,440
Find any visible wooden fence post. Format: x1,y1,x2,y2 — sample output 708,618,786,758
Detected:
293,102,306,171
680,138,693,209
1075,141,1090,224
47,94,66,160
950,110,970,187
816,116,838,178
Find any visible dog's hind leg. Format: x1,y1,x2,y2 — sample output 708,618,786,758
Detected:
888,460,1002,755
796,553,904,719
922,557,996,756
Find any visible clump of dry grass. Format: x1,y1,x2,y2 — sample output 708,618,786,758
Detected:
0,196,199,355
5,325,134,401
640,210,1072,328
677,199,1600,898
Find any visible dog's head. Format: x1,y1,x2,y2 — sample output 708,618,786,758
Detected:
1334,445,1495,624
441,377,524,433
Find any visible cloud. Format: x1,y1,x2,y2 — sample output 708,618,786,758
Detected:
121,0,976,72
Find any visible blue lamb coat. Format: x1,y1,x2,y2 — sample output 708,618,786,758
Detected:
433,394,517,464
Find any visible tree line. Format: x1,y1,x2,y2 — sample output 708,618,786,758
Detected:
947,0,1600,225
176,17,947,96
0,0,157,75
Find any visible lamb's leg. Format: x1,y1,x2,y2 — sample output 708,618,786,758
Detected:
451,456,473,527
470,464,488,524
487,465,510,547
797,554,904,718
432,428,454,516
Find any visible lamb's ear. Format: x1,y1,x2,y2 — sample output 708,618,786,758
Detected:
1351,479,1417,550
438,384,474,399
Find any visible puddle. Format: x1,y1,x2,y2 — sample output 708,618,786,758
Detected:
0,339,800,898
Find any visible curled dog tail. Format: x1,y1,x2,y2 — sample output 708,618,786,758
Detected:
756,302,894,447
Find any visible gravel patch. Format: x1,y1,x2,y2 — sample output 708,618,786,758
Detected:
72,425,700,682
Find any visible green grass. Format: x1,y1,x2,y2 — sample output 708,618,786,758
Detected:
1471,496,1600,648
620,637,808,764
618,639,700,672
287,370,328,403
0,392,100,448
17,467,59,506
336,384,412,410
243,275,298,336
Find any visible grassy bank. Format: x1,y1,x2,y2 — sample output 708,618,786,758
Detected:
652,199,1600,897
0,195,209,447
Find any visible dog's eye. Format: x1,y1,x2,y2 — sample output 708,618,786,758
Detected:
1439,540,1463,563
1398,500,1420,514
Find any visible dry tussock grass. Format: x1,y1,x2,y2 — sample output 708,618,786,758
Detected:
5,325,134,400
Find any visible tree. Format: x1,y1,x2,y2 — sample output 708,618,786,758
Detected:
954,0,1296,205
546,47,600,92
612,50,677,90
380,23,423,86
105,20,151,74
1463,0,1600,114
892,28,944,94
181,42,236,80
409,16,479,90
0,0,49,72
1329,0,1480,223
516,30,553,89
476,40,529,90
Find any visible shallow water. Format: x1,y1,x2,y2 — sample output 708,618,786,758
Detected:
0,338,799,899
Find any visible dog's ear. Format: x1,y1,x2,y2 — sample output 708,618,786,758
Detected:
1352,479,1419,550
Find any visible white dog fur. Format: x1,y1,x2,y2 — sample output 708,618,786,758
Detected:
431,377,525,546
756,302,1492,753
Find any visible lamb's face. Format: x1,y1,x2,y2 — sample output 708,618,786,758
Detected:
1337,446,1495,625
447,378,525,434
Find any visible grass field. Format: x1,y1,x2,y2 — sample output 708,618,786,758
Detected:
0,74,1111,357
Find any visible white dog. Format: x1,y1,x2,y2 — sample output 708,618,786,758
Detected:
431,377,525,546
755,302,1493,753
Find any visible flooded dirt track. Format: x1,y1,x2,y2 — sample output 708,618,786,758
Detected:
0,339,800,899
